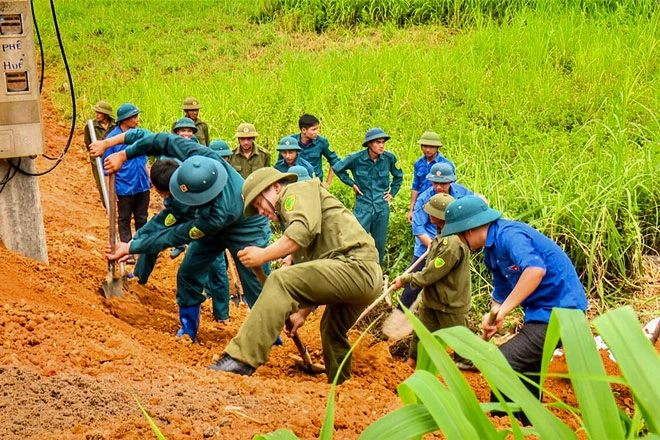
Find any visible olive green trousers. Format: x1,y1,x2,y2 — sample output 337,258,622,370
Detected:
225,255,382,384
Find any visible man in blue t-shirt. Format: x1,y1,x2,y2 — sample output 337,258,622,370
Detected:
442,195,588,425
407,131,455,223
102,103,150,264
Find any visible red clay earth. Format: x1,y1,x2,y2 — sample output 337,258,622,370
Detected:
0,87,656,439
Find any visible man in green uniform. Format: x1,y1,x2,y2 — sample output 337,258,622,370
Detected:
83,100,116,204
392,193,472,369
333,127,404,264
209,168,382,384
90,131,271,342
228,122,271,179
172,97,210,146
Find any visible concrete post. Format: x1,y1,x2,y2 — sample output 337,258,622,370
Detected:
0,158,48,262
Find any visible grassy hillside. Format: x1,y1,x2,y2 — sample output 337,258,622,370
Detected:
33,0,660,308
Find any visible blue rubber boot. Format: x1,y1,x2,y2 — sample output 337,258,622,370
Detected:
176,304,201,343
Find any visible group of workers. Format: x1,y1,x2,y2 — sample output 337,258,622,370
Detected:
85,97,588,424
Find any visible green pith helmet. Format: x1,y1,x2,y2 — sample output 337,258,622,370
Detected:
173,117,198,134
417,131,442,147
442,195,502,236
362,127,390,147
276,136,302,151
235,122,259,138
116,103,141,123
426,162,456,183
288,165,311,181
424,193,454,220
209,140,232,157
182,97,201,110
242,168,297,217
92,101,114,118
169,156,227,206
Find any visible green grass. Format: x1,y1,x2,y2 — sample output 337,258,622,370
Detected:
33,0,660,308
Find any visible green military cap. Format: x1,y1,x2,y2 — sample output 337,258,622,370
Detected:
235,122,259,138
242,168,297,217
173,117,198,133
423,193,454,220
417,131,442,147
442,195,502,236
92,101,114,118
209,140,233,157
288,165,311,181
426,162,456,183
182,97,201,110
362,127,390,147
169,156,227,206
116,103,141,123
276,136,302,151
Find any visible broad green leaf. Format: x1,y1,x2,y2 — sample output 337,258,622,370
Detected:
398,370,480,439
438,326,577,439
402,306,500,437
593,306,660,434
252,430,300,440
551,308,625,439
359,404,438,439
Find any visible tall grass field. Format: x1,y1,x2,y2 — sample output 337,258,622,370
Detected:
34,0,660,312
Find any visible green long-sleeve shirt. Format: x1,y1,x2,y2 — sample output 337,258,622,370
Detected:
333,149,404,210
277,179,380,264
399,234,471,313
121,130,270,254
229,144,271,179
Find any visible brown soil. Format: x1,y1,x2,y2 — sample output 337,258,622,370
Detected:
0,86,656,439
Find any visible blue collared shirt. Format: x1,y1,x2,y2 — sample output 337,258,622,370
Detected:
412,184,473,256
281,133,340,180
102,126,151,196
411,154,455,193
333,149,404,211
484,219,587,323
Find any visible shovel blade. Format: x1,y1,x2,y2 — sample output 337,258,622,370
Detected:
102,274,124,298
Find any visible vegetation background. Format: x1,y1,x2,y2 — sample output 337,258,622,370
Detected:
34,0,660,317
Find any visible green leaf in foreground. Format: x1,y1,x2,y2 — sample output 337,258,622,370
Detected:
131,392,168,440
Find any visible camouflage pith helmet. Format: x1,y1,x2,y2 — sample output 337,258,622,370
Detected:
276,136,302,151
182,97,201,110
442,195,502,236
288,165,311,181
169,156,227,206
209,140,233,157
362,127,390,147
116,103,141,123
417,131,442,147
426,162,456,183
242,168,297,217
92,101,114,118
423,193,454,220
235,122,259,138
173,117,198,134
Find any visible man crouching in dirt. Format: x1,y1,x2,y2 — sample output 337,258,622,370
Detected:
209,168,383,384
89,131,272,343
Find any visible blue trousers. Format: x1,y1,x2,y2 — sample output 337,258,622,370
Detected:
354,205,389,264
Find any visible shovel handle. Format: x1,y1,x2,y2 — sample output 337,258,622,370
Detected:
482,305,500,341
350,248,431,330
108,174,117,253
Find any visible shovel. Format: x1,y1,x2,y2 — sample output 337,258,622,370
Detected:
252,265,325,374
101,173,124,298
88,120,126,298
